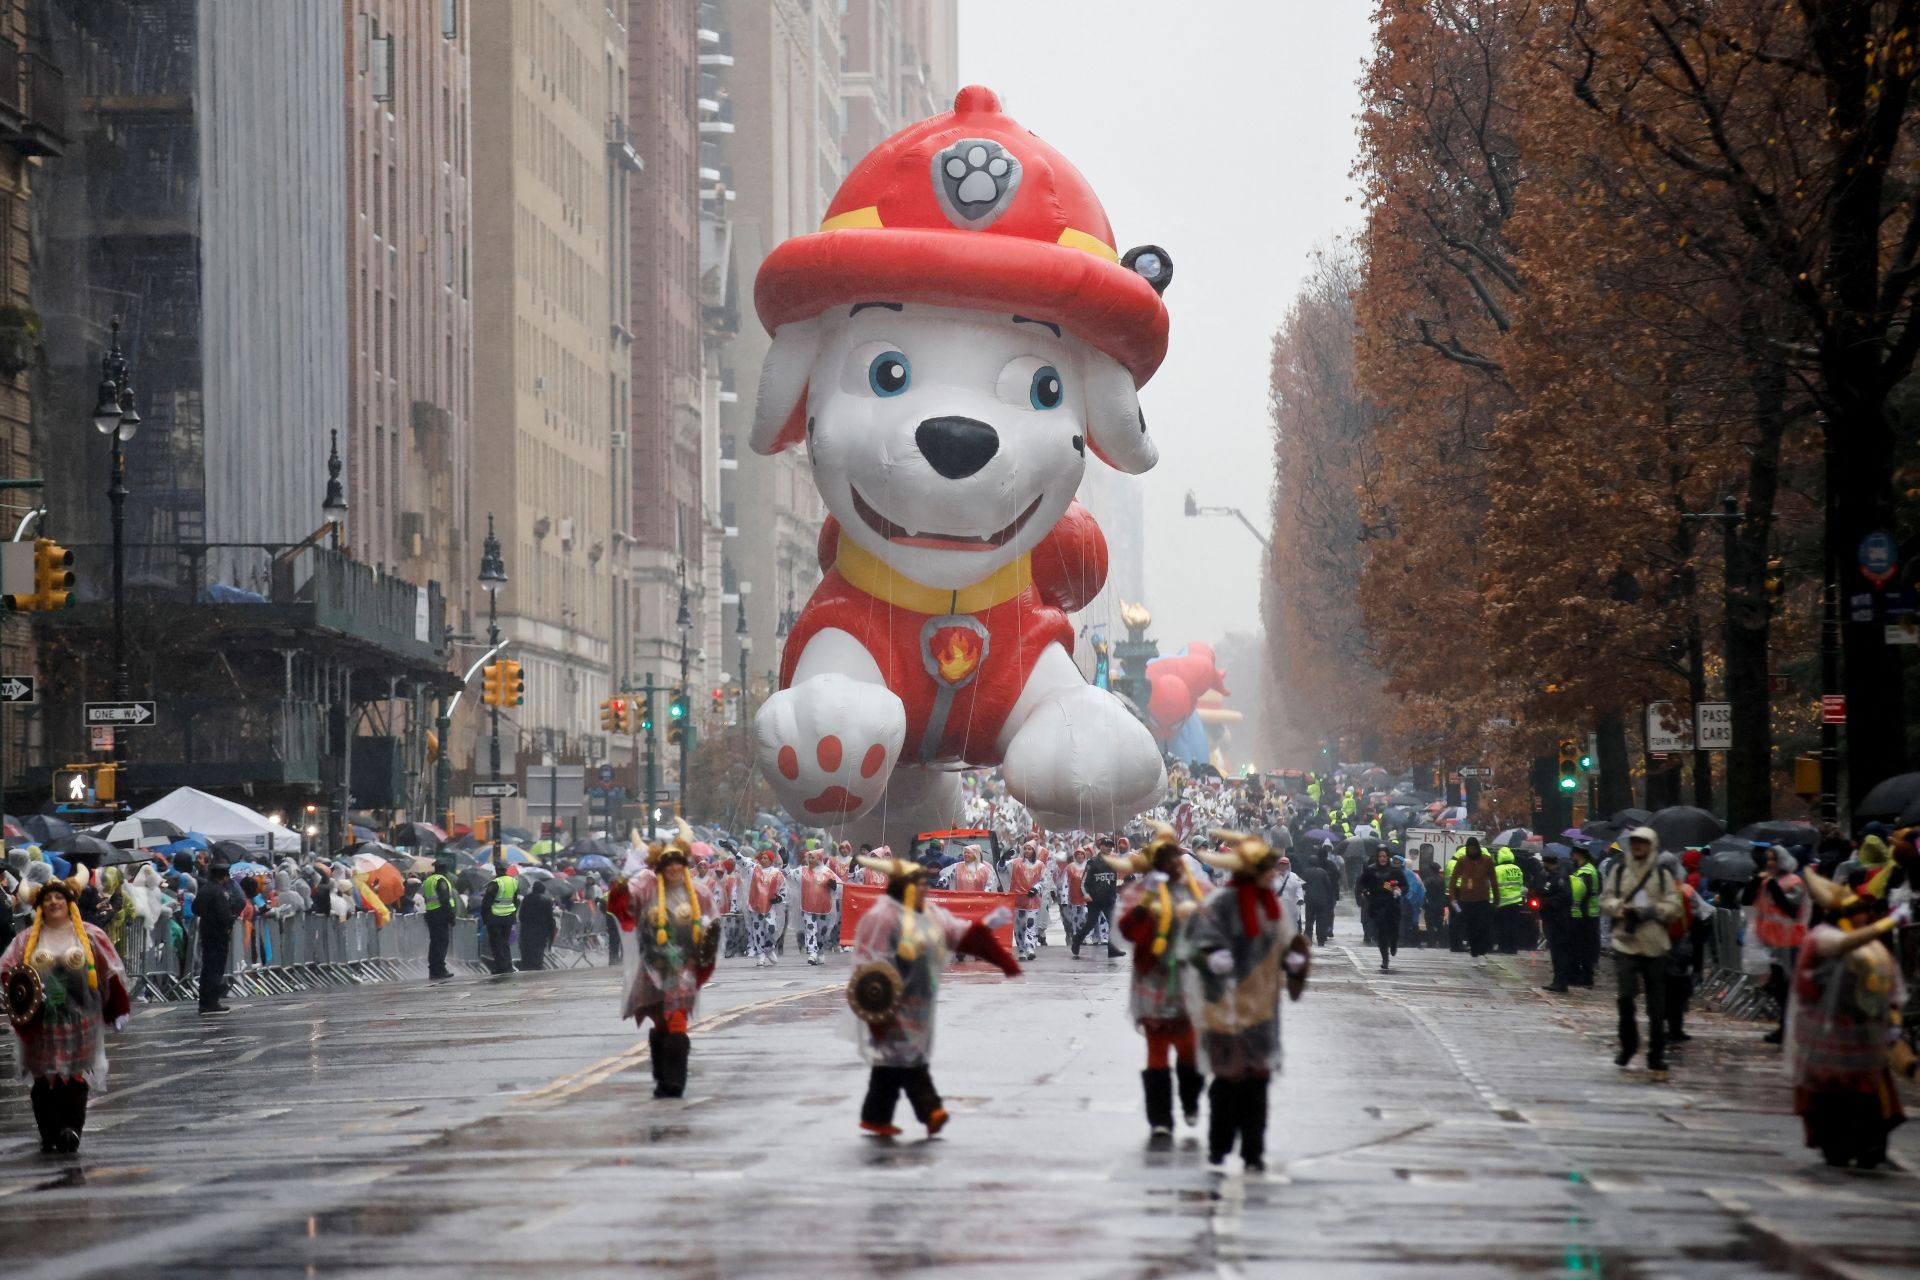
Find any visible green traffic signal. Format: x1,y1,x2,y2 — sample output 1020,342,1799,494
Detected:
1578,753,1593,770
1557,775,1578,791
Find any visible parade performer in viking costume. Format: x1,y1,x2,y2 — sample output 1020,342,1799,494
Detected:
2,873,131,1152
1112,822,1210,1139
1187,829,1311,1174
847,854,1020,1138
620,823,717,1099
1787,865,1914,1169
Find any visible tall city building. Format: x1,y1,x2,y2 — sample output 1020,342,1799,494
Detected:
718,0,959,681
343,0,474,624
0,0,61,792
33,0,348,587
468,0,631,769
625,0,706,748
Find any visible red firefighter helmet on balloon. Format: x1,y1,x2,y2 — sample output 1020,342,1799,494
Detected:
755,85,1171,388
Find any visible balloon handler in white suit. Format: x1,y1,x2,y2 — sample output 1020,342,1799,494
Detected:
750,85,1172,845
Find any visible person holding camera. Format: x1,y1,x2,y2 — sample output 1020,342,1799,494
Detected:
1598,826,1683,1080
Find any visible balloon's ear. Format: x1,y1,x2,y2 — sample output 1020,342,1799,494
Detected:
1081,352,1157,475
752,317,824,455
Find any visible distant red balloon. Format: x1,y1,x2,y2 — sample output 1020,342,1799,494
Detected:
1144,644,1229,742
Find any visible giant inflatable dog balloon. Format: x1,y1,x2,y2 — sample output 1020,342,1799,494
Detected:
751,86,1170,840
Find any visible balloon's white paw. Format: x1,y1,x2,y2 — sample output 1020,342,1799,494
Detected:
755,675,906,822
1001,686,1166,830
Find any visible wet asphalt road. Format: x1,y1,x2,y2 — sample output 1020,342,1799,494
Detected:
1,906,1915,1279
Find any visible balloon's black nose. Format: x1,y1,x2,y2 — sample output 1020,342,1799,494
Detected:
915,416,1000,480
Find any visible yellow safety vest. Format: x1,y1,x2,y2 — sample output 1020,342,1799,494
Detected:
1494,857,1526,908
423,873,456,915
1570,864,1599,918
489,875,519,917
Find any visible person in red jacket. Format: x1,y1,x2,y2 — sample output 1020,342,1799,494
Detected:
620,824,716,1099
747,849,787,968
1113,825,1210,1140
798,848,844,965
1060,845,1091,943
1007,840,1051,961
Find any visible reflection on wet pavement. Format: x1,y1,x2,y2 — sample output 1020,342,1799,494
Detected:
0,914,1913,1278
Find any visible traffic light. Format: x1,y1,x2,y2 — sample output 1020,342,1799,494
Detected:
1556,739,1580,791
8,539,75,611
482,662,504,707
600,697,620,731
638,695,653,732
667,686,687,745
94,764,117,803
1318,739,1330,757
500,660,524,706
1764,555,1783,608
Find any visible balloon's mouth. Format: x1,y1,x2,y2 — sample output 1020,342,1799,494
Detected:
850,486,1044,552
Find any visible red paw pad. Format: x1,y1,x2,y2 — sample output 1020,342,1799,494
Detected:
816,735,843,772
803,786,864,816
777,745,800,781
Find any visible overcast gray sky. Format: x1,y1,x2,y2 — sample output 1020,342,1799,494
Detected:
959,1,1373,649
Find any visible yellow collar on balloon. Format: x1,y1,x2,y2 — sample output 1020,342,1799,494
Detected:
836,531,1031,615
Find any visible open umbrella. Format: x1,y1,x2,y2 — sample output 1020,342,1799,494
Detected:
390,822,446,850
1855,771,1920,822
500,826,535,845
1648,806,1725,849
2,815,25,840
226,860,271,880
564,836,618,859
25,814,73,845
455,866,491,893
155,833,211,857
48,832,118,867
1490,827,1533,849
1610,807,1654,826
356,860,404,905
517,866,555,883
499,846,535,866
209,839,259,866
528,839,562,858
1736,820,1820,847
94,816,187,848
351,849,398,875
574,853,614,874
1303,828,1336,842
407,856,437,875
1701,838,1759,882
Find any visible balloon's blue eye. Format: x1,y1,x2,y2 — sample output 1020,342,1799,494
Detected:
868,352,910,397
1029,365,1063,410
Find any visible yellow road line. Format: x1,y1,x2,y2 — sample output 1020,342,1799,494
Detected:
519,983,838,1106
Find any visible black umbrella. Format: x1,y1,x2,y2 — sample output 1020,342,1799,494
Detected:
209,839,259,866
1737,820,1820,847
1701,839,1759,882
1581,820,1623,842
564,836,618,859
390,823,444,850
1648,806,1725,849
1854,771,1920,822
501,825,535,845
47,832,117,867
25,814,73,845
1610,807,1653,826
455,866,491,893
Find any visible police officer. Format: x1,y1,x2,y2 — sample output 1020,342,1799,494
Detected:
1071,838,1124,959
196,862,243,1014
1493,847,1527,953
422,854,460,981
480,862,519,975
1538,849,1574,992
1568,846,1601,986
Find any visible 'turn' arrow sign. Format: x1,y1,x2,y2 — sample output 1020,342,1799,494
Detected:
84,701,157,727
0,675,36,704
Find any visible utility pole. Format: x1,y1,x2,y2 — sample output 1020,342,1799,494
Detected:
644,669,658,828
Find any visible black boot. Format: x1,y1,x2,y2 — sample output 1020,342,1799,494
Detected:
1206,1077,1238,1166
648,1028,670,1097
1175,1062,1206,1128
29,1079,56,1152
1142,1068,1174,1137
658,1032,690,1098
1239,1078,1269,1172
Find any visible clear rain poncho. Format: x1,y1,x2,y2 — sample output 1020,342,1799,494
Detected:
620,869,715,1025
1183,879,1295,1080
850,893,975,1068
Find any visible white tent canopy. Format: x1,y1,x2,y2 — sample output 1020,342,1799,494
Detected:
131,786,302,853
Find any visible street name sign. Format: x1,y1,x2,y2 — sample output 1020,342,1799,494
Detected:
84,700,155,727
472,781,519,799
0,675,35,703
1695,702,1732,752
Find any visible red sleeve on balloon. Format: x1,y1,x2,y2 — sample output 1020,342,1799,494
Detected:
1030,500,1107,613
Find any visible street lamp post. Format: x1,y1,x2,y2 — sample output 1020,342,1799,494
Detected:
676,568,692,815
1182,489,1271,551
735,597,751,740
91,321,142,772
479,515,508,866
322,429,348,551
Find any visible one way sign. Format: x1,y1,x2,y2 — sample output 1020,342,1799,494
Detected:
85,701,156,728
0,675,35,704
